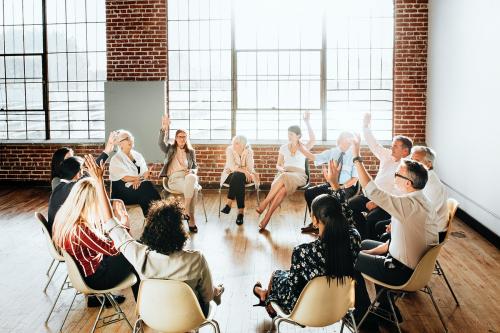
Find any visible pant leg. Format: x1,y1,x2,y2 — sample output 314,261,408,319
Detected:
84,253,141,300
184,173,199,214
374,219,391,240
227,172,246,209
304,183,331,212
135,180,161,216
365,208,391,240
348,194,371,238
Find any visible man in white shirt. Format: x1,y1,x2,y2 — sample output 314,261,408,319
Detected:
348,113,413,239
411,145,449,243
350,134,439,324
300,131,359,233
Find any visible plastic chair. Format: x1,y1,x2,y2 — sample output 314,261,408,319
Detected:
268,276,357,333
61,250,137,333
357,244,448,333
34,212,72,324
218,177,260,217
434,198,459,305
162,177,208,222
133,279,220,333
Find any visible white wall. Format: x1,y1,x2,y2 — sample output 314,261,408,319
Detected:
427,0,500,235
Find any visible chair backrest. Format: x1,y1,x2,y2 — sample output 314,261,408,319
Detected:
136,279,207,333
399,244,444,292
288,276,355,327
34,212,64,261
61,249,95,294
444,198,459,241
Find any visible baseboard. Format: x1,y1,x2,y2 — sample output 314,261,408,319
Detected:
456,207,500,249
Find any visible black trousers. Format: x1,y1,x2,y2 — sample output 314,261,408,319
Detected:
224,172,247,209
84,253,141,300
348,194,391,240
355,240,414,310
304,182,358,212
111,180,161,216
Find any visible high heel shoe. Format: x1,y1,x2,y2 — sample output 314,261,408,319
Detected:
252,282,265,307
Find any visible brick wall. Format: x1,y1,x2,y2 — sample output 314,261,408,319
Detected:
0,0,428,186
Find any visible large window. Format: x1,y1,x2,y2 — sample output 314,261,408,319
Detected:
168,0,394,141
0,0,106,140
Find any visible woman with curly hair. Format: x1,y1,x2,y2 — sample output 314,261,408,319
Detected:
103,198,224,315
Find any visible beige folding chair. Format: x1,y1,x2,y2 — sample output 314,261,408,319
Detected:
162,177,208,222
268,276,357,333
61,250,137,333
357,244,448,333
133,279,220,333
434,198,459,305
218,179,260,217
34,212,72,324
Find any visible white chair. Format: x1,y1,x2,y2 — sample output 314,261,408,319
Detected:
218,180,260,217
357,244,448,333
434,198,460,305
34,212,72,324
61,250,137,333
268,276,357,333
162,177,208,222
133,279,220,333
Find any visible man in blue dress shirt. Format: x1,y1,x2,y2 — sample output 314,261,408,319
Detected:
301,131,359,233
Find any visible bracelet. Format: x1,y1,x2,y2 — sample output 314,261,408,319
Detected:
353,156,363,164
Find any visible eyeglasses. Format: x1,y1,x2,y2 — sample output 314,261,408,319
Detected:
394,173,413,184
119,137,131,142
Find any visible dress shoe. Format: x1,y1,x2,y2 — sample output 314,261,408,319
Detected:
87,294,126,308
220,205,231,214
236,213,244,225
301,223,318,234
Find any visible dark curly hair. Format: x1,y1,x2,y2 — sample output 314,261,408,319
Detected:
139,198,188,255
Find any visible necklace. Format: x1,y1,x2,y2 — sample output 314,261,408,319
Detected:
289,143,298,157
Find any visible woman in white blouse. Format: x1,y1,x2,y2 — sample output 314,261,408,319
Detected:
256,112,315,230
220,135,259,225
109,129,161,215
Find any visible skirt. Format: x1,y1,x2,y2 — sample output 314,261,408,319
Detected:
271,166,307,196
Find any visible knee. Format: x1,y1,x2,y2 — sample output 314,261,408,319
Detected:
232,171,246,181
185,173,197,184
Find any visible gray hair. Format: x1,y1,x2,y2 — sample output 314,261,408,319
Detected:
337,131,354,144
411,145,436,164
232,135,250,149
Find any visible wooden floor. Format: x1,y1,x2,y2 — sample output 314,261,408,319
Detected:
0,186,499,333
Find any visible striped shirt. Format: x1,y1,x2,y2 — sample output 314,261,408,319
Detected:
63,223,119,277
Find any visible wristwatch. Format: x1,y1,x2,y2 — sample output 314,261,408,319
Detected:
353,156,363,164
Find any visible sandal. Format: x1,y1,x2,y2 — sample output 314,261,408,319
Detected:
252,282,265,307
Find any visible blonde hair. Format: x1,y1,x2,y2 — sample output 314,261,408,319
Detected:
52,177,106,248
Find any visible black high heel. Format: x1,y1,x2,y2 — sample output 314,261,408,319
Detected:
252,282,265,307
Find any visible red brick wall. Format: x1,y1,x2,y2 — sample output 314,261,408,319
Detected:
106,0,167,81
0,0,428,186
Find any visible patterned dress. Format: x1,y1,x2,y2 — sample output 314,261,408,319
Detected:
265,189,361,314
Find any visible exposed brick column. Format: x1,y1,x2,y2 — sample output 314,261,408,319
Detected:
393,0,428,143
106,0,167,80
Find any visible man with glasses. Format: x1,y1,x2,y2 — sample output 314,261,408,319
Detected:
348,113,413,239
350,134,439,325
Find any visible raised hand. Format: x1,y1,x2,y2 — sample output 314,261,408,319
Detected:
112,199,130,228
352,133,361,157
303,110,311,122
161,113,171,131
84,154,104,181
363,112,371,128
104,131,118,154
322,159,341,188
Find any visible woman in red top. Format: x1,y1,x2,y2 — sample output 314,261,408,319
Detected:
52,155,140,299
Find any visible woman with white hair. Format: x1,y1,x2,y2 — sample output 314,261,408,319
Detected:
220,135,259,225
109,129,161,216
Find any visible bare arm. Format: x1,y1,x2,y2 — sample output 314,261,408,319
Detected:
84,155,113,222
276,153,285,172
158,114,171,154
298,142,315,160
303,111,316,150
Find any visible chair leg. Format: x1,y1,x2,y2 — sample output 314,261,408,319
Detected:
349,310,359,333
426,286,448,333
90,295,107,333
59,290,79,333
46,259,55,276
303,205,308,225
207,319,220,333
386,291,402,333
436,260,459,306
199,191,208,222
218,187,222,218
105,292,133,329
267,316,278,333
44,261,61,292
45,275,68,323
357,287,385,330
256,187,260,205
